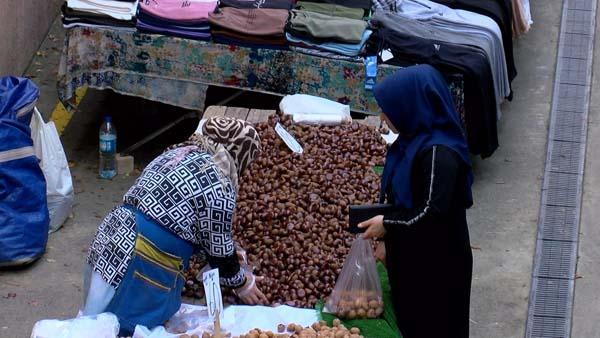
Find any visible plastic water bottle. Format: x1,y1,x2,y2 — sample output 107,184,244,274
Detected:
99,116,117,179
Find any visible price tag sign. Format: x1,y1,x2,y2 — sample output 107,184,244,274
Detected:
203,268,224,321
275,122,303,154
381,49,394,62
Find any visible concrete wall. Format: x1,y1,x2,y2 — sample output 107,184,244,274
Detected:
0,0,62,76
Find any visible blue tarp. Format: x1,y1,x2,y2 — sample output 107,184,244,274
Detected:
0,76,48,266
0,76,39,123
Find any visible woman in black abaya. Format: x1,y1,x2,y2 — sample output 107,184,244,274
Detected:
359,65,474,338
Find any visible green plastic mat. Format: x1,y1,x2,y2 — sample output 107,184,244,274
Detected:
372,165,384,176
316,263,401,338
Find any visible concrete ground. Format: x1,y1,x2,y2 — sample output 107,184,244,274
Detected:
467,1,562,337
572,5,600,338
0,1,593,337
0,0,62,75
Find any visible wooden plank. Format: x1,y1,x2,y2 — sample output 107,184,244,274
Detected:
202,106,227,119
246,109,275,125
357,115,381,128
225,107,250,121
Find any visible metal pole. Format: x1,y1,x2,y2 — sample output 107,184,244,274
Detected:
120,111,198,155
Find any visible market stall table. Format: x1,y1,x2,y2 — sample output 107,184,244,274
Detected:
57,26,464,116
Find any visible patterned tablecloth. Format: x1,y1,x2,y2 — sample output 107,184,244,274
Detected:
58,27,464,115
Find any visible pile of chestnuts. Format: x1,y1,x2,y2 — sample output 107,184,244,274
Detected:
326,291,384,319
206,319,363,338
184,114,387,308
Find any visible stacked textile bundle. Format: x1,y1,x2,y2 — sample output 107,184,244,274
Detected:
137,0,217,41
511,0,532,37
286,0,372,58
219,0,295,10
208,5,291,48
370,0,515,157
431,0,531,40
427,0,517,82
295,1,367,19
402,0,510,111
370,12,497,158
62,0,138,28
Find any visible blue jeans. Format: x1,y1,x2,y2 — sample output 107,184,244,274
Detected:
105,205,194,336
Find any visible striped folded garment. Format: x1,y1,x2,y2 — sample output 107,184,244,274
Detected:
139,0,218,22
67,0,138,20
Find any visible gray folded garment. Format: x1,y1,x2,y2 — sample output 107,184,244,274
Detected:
288,10,367,44
372,10,508,119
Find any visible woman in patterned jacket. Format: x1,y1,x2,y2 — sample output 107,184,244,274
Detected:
81,117,266,336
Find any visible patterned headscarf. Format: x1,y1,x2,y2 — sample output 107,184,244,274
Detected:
167,117,261,191
202,117,261,178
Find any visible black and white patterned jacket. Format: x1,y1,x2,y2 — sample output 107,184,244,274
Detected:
88,149,245,289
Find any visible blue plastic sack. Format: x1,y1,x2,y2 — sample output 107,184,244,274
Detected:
0,76,39,124
0,77,48,267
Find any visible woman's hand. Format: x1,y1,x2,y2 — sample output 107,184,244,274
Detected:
358,215,386,240
375,241,386,264
234,273,268,305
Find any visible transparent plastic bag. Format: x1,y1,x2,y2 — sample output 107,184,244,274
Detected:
164,305,211,334
326,237,384,319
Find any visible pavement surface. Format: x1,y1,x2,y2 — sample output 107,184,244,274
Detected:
467,2,562,337
0,1,596,337
572,5,600,338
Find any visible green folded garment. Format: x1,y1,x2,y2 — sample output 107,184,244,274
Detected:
296,1,366,20
289,10,368,44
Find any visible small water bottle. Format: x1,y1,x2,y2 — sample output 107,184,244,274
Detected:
99,115,117,179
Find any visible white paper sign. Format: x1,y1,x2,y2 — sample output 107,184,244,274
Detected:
381,49,394,62
202,268,224,321
274,122,303,154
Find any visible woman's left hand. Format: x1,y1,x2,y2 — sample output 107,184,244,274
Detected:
358,215,386,240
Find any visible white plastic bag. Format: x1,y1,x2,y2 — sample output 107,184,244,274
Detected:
279,94,351,125
220,305,318,336
134,305,213,338
30,107,74,233
30,313,119,338
292,113,352,125
133,304,318,338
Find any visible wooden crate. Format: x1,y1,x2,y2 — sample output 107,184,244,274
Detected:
202,106,275,124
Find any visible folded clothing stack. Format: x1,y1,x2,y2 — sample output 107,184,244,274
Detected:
137,0,217,41
286,29,372,57
286,9,370,57
295,1,367,20
219,0,295,10
61,2,136,28
299,0,372,12
63,0,138,28
208,7,290,48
